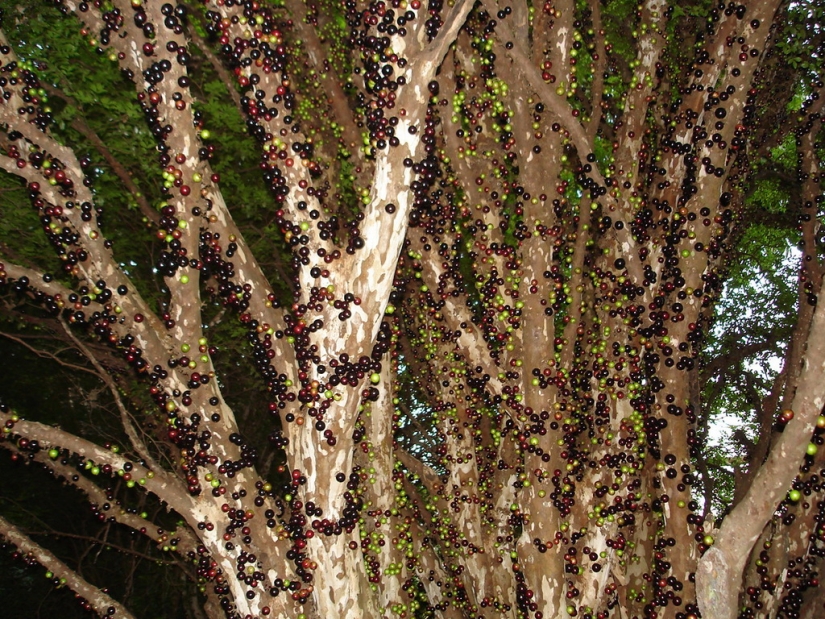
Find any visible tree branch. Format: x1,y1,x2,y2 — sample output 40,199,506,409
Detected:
562,205,591,369
0,409,192,518
0,261,105,313
0,40,172,359
57,316,160,471
586,0,606,142
697,270,825,619
283,0,362,152
20,528,179,565
185,22,244,118
396,447,443,500
0,513,136,619
0,330,100,377
19,442,201,558
41,83,159,226
700,333,784,383
479,0,598,178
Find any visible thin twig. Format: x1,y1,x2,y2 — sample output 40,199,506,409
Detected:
23,529,175,564
58,316,160,471
0,330,100,377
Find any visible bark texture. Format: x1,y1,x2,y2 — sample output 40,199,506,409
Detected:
0,1,823,619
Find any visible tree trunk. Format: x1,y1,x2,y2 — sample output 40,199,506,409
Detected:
1,1,823,618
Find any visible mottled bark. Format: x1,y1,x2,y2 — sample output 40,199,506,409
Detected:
0,1,822,618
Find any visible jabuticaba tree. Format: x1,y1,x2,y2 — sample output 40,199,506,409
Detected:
0,0,823,617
